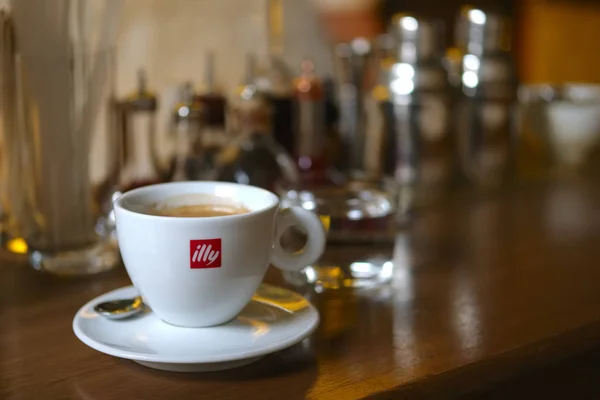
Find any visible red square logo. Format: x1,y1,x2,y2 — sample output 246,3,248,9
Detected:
190,239,222,269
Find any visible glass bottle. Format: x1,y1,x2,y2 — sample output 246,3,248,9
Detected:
323,77,343,173
265,0,296,156
168,82,207,181
231,54,260,135
214,93,298,191
118,69,161,192
194,51,229,179
293,58,328,183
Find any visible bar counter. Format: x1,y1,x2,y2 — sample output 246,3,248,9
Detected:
3,179,600,399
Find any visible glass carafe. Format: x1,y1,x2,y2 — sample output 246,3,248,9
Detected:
214,94,298,191
0,0,123,275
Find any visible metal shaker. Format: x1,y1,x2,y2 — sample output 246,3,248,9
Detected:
382,14,455,208
455,6,518,187
333,38,372,175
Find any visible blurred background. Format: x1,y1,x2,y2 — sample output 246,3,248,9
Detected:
71,0,600,94
3,0,600,282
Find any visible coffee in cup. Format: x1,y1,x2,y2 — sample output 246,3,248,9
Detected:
147,199,250,218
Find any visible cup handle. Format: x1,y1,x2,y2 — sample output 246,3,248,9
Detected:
271,207,326,272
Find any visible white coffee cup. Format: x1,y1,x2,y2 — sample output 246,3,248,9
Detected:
114,181,326,327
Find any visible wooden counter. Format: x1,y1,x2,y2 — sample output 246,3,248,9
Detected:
3,179,600,399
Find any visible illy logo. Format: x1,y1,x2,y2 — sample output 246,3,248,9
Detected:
190,239,222,269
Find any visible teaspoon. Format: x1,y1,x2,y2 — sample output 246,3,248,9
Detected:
94,284,309,320
94,296,145,320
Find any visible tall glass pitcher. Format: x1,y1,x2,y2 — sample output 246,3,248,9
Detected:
0,0,123,275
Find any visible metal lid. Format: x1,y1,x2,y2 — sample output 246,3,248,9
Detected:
456,6,512,56
388,13,444,63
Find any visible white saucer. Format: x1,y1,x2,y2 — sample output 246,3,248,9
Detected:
73,284,319,372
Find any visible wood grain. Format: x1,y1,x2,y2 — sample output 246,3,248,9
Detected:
3,179,600,399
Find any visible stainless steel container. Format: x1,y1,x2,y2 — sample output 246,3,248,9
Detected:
455,6,518,188
381,14,455,208
333,37,372,175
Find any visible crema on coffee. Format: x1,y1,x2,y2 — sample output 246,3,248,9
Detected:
147,203,250,217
